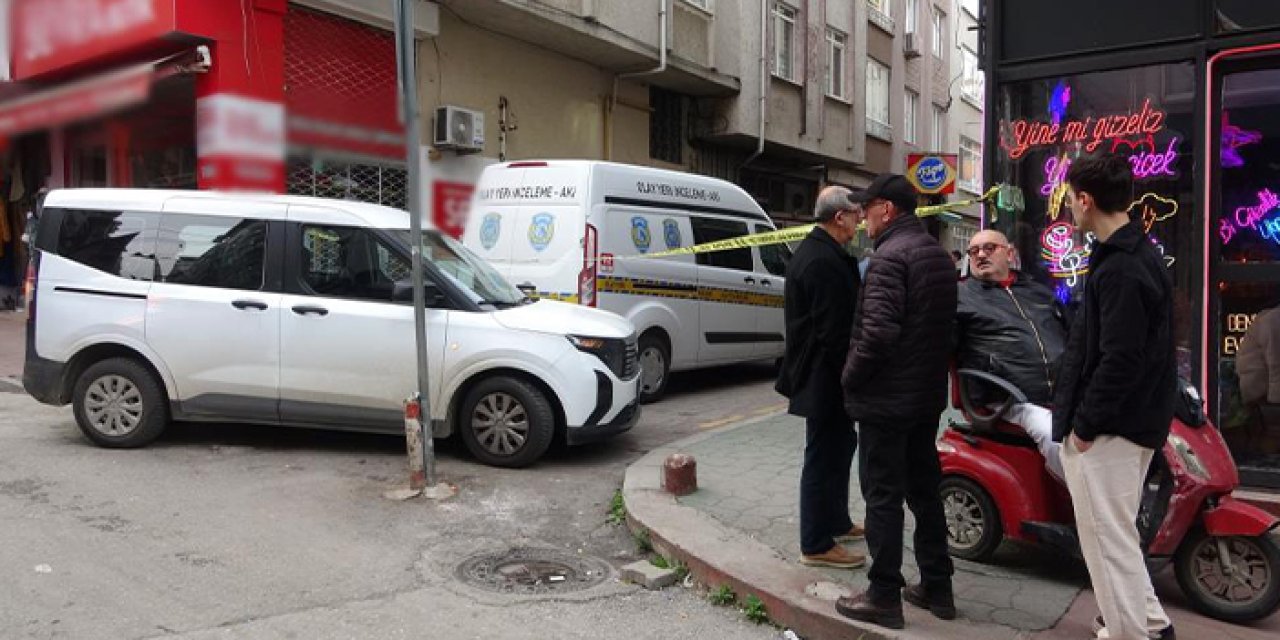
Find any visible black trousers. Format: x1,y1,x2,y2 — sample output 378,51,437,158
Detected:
800,413,857,555
858,419,954,602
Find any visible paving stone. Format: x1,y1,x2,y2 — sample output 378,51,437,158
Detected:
620,560,679,590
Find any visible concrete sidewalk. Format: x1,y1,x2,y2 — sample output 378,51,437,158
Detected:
624,412,1280,640
0,310,26,381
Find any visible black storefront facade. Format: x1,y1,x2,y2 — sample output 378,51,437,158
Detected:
981,1,1280,489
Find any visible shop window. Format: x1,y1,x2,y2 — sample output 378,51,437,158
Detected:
287,155,408,210
1215,0,1280,33
991,63,1197,379
649,87,685,165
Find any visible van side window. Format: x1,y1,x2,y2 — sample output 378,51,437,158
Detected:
156,215,266,291
690,217,753,271
54,209,158,281
755,224,790,276
300,225,409,301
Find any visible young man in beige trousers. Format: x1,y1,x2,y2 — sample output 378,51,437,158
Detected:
1055,154,1177,640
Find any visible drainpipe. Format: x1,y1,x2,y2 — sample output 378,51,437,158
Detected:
606,0,669,160
740,0,769,172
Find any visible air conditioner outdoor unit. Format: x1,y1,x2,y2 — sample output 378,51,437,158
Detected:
434,105,485,152
903,32,921,59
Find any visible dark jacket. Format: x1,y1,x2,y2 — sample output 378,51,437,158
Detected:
842,213,957,424
776,226,861,419
1052,221,1175,449
955,273,1068,405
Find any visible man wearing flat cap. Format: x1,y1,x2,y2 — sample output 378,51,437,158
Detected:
835,174,958,630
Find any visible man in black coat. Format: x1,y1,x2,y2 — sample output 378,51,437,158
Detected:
835,174,957,629
1054,154,1176,640
775,186,865,569
955,229,1068,482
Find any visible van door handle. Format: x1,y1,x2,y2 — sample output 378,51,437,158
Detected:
232,300,268,311
743,276,756,284
760,279,772,287
291,305,329,317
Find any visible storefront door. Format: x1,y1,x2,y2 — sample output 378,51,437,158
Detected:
1210,52,1280,488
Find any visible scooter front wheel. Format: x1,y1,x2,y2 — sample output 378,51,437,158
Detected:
940,476,1003,562
1174,529,1280,623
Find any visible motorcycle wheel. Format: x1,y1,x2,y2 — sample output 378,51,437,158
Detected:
1174,528,1280,623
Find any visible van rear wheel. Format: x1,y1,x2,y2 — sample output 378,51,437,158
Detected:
459,376,555,468
637,334,670,403
72,358,169,448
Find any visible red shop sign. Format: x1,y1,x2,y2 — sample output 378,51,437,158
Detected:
10,0,178,80
433,180,476,239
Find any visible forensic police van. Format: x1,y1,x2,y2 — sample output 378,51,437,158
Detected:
462,160,789,402
24,189,640,468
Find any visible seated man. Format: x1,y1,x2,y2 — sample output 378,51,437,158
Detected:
955,230,1069,482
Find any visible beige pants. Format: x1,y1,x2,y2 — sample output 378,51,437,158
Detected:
1061,435,1171,640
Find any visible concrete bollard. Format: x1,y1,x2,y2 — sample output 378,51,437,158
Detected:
662,453,697,496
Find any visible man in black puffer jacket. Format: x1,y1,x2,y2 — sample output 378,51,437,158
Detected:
956,229,1068,482
834,174,957,630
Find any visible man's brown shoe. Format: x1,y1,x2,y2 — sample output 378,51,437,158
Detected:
835,592,905,629
834,523,866,542
800,545,866,569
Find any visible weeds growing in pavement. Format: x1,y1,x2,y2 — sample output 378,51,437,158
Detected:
633,527,652,553
742,595,770,625
649,555,670,569
606,489,626,526
708,584,736,606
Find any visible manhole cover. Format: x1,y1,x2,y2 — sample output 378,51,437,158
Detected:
454,547,611,594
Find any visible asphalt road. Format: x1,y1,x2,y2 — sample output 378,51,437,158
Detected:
0,351,789,640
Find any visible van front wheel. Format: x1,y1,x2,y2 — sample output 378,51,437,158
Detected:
72,358,169,448
459,377,555,468
637,334,670,403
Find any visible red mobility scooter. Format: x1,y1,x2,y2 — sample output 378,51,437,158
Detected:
937,369,1280,623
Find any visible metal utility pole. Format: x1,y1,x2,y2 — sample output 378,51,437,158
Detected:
392,0,448,499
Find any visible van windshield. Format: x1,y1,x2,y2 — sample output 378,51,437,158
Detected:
393,230,526,307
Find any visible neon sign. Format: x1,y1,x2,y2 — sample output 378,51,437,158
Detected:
1039,140,1180,200
1000,98,1167,160
1221,112,1262,169
1128,193,1179,234
1219,189,1280,246
1040,221,1091,287
1049,80,1071,125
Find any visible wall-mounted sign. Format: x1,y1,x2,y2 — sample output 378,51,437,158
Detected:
906,154,957,195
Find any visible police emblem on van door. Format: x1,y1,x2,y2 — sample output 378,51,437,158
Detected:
528,213,555,252
479,213,502,250
662,219,681,249
631,216,652,253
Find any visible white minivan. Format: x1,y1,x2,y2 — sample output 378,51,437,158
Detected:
463,160,789,402
23,189,640,467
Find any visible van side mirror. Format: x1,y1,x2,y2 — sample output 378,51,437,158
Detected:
392,280,446,307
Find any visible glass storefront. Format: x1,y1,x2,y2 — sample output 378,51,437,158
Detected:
1212,64,1280,487
991,63,1199,379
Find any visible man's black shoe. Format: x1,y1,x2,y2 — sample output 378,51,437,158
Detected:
835,592,905,629
903,584,957,620
1092,616,1176,639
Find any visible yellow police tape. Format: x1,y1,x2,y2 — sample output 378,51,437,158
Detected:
638,185,999,259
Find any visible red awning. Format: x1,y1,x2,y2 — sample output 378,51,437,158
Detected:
0,63,154,138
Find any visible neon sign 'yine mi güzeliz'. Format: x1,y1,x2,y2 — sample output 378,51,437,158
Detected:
1000,98,1167,160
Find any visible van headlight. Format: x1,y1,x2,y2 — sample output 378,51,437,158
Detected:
567,335,627,378
1168,435,1209,480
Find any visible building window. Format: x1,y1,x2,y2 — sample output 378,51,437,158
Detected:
866,0,888,15
825,29,848,99
772,3,797,81
958,136,982,193
904,90,919,144
867,0,894,33
932,104,945,150
932,7,946,57
905,0,918,34
961,46,984,105
866,60,891,140
649,87,685,164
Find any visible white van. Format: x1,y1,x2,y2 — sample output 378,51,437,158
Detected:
23,189,640,468
463,161,789,402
